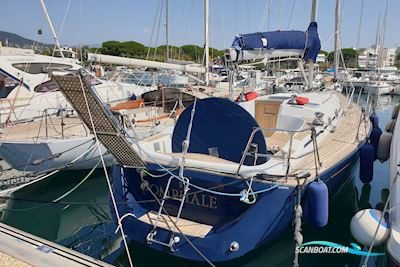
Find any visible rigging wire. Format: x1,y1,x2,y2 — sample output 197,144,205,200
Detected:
51,0,72,57
287,0,296,29
147,0,162,60
234,0,238,33
123,119,284,198
77,0,84,61
77,75,134,267
0,170,263,209
0,160,100,213
178,0,194,60
257,0,273,31
0,142,102,197
2,0,76,128
356,0,365,49
0,135,95,175
218,0,226,53
245,0,251,32
153,0,165,61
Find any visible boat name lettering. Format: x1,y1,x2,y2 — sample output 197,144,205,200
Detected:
149,184,218,209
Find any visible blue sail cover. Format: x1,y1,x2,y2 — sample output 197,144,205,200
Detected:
172,98,267,165
231,22,321,62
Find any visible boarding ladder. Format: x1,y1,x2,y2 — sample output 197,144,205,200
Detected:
51,69,146,168
146,173,190,251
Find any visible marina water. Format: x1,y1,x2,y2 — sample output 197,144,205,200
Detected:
0,95,398,267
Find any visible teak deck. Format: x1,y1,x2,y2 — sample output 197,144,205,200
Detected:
287,95,368,186
139,211,213,238
0,117,88,141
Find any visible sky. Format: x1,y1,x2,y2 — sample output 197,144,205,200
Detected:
1,0,399,52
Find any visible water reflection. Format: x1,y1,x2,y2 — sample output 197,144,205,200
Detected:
358,184,372,210
1,169,111,241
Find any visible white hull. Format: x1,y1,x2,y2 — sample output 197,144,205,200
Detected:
364,84,393,96
0,54,155,123
387,106,400,264
0,81,154,123
0,137,113,172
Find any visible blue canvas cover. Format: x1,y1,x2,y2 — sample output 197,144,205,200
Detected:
172,98,267,165
231,22,321,62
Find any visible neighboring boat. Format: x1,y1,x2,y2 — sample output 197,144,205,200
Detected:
342,69,370,92
364,81,393,96
0,51,154,123
387,103,400,266
0,51,157,172
108,69,191,88
378,66,399,82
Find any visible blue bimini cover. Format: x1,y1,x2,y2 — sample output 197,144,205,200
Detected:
172,98,267,165
231,22,321,62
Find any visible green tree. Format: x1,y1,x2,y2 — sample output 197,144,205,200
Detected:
120,41,147,58
101,41,122,56
327,48,358,65
91,40,224,63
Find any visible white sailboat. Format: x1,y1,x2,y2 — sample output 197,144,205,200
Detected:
387,104,400,266
0,50,159,172
364,81,393,96
47,1,374,263
0,51,155,123
364,0,393,96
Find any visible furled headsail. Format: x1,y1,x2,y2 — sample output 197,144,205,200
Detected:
225,22,321,63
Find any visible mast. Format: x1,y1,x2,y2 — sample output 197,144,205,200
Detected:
165,0,169,62
379,0,389,68
204,0,210,85
310,0,318,22
308,0,318,89
334,0,340,79
356,0,364,49
39,0,64,58
374,13,381,69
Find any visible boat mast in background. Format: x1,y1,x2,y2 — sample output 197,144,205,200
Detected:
378,0,389,69
165,0,169,62
356,0,364,49
39,0,64,58
334,0,340,79
204,0,210,86
374,14,381,58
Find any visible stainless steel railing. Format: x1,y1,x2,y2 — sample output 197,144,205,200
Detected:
236,125,321,182
40,108,88,140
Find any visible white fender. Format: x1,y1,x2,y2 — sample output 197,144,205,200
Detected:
377,132,392,162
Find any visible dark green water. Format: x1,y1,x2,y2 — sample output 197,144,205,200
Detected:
0,95,399,267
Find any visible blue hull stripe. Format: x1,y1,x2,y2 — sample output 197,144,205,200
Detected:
0,68,30,90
